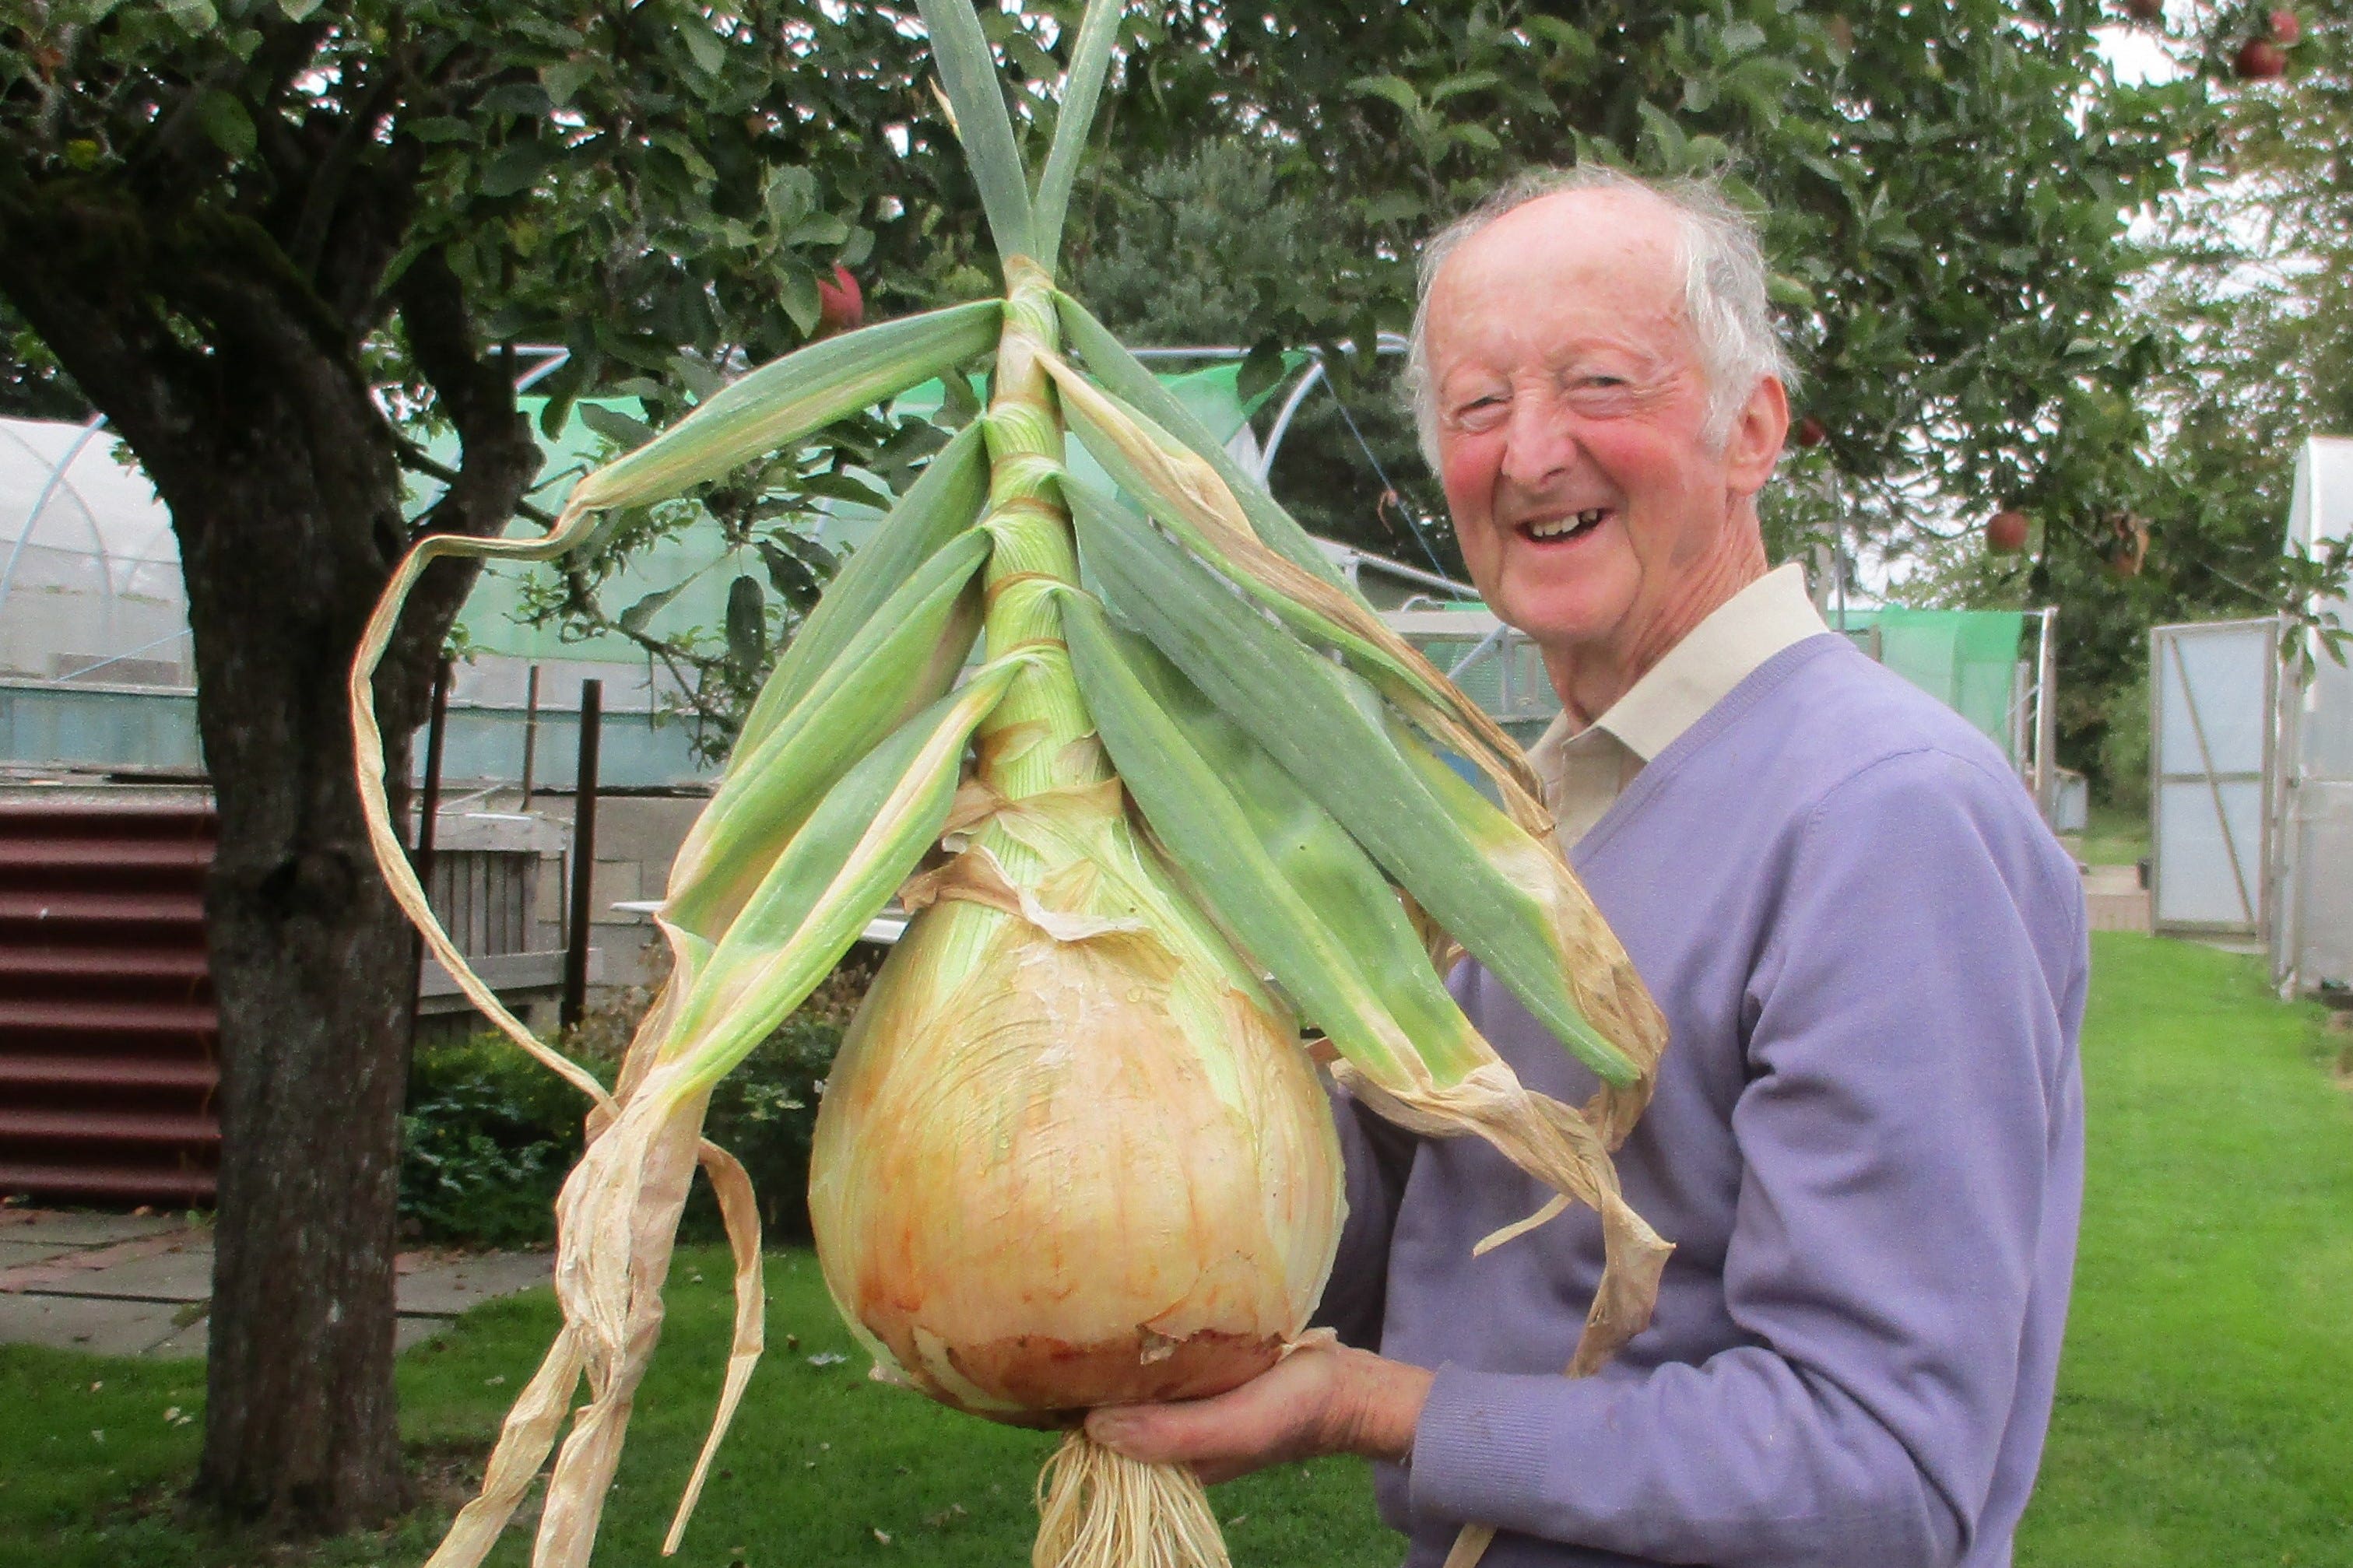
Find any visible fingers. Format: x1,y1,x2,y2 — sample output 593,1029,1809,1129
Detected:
1089,1343,1438,1486
1085,1342,1372,1487
1192,1455,1267,1487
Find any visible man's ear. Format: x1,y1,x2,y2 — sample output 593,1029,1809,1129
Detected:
1725,375,1789,496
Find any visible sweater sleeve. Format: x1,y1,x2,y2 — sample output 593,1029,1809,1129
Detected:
1405,747,2087,1567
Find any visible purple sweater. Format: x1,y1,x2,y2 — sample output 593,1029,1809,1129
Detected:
1318,634,2088,1568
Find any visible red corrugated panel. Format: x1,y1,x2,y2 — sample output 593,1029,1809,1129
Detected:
0,1160,216,1206
0,804,219,1206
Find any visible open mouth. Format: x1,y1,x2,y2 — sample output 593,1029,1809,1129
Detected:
1519,507,1609,544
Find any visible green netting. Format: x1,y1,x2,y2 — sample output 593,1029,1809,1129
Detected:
1839,606,2026,759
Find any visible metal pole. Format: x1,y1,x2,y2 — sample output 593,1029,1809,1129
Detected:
1256,360,1328,482
519,663,542,802
2034,606,2059,821
560,679,603,1033
409,658,453,1040
413,658,452,883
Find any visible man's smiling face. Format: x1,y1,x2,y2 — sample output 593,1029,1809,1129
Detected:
1424,187,1776,690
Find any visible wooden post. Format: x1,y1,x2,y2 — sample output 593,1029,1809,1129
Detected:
560,679,602,1033
519,662,542,801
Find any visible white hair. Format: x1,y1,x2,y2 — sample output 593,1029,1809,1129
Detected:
1403,164,1796,466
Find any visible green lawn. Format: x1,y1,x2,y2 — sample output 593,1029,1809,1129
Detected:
2,932,2347,1566
0,1255,1390,1567
2077,801,2151,868
2018,934,2353,1567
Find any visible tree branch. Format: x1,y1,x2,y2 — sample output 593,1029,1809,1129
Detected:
0,175,212,482
396,440,555,528
161,213,367,408
286,103,378,284
388,242,543,675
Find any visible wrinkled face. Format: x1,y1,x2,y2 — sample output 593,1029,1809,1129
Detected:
1424,189,1764,666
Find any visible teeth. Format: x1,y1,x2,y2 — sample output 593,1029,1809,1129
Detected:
1527,509,1603,540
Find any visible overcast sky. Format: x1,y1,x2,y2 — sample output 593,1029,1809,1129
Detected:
2096,16,2185,88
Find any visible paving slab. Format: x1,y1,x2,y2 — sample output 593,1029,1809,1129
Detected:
143,1309,211,1359
395,1251,553,1317
0,1291,183,1357
395,1317,449,1356
39,1240,212,1303
0,1236,95,1268
0,1227,203,1296
0,1210,552,1360
0,1212,189,1246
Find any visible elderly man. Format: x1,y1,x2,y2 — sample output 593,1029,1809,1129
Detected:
1085,167,2089,1568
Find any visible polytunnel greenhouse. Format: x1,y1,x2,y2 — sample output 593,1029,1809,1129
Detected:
2,357,1404,791
1,400,803,788
0,416,206,774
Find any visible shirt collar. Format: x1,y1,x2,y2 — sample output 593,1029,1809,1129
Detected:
1526,562,1830,775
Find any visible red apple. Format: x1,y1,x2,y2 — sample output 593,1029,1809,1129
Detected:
2122,0,2163,23
2269,8,2301,44
815,264,863,337
2235,38,2288,79
1986,510,2030,555
1795,415,1828,448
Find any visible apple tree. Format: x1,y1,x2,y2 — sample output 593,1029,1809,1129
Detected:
0,0,984,1529
1082,0,2351,780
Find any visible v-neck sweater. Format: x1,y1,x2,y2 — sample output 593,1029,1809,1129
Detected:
1318,633,2089,1568
1529,563,1828,844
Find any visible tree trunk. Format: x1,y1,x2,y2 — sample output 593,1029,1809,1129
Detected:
0,125,539,1538
195,720,419,1531
173,370,443,1532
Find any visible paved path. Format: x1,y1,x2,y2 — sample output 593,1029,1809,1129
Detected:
0,1207,551,1359
2082,862,2151,933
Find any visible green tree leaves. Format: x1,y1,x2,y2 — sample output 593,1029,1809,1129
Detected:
1081,0,2204,550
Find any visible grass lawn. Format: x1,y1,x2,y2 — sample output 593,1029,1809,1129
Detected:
0,1257,1391,1566
2,932,2348,1566
2077,801,2151,868
2018,934,2353,1567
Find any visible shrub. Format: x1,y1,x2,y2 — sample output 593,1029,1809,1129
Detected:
397,963,871,1248
2097,672,2151,816
399,1033,595,1248
682,963,869,1241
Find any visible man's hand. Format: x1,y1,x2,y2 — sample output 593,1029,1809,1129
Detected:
1084,1340,1435,1485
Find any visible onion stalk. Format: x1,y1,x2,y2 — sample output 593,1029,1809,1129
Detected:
349,3,1670,1564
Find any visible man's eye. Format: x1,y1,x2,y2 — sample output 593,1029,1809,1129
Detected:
1453,396,1505,423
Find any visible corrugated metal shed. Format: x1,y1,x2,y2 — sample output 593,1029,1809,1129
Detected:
0,802,219,1205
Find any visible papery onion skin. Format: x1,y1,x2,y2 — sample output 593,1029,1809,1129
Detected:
809,896,1346,1424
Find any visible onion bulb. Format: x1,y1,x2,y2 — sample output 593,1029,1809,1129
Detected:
811,861,1344,1422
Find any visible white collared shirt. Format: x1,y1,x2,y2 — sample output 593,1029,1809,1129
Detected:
1525,563,1830,845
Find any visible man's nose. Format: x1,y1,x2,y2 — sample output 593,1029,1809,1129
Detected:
1496,393,1581,493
